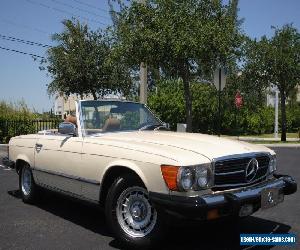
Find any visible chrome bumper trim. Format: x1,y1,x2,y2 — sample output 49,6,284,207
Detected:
149,175,296,220
202,177,289,206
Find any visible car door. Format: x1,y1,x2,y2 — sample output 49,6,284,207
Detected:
79,137,107,202
34,134,83,196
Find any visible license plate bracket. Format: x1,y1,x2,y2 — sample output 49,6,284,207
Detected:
261,187,284,209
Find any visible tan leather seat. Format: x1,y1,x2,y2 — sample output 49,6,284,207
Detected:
102,118,120,132
65,115,77,126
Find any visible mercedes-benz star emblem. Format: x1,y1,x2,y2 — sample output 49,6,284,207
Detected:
245,158,259,182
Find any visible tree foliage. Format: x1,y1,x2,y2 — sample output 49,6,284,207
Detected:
0,100,35,120
41,19,132,100
110,0,243,131
147,80,278,135
243,24,300,141
0,100,37,143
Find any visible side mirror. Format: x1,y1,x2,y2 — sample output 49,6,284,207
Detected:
58,122,77,136
162,122,170,129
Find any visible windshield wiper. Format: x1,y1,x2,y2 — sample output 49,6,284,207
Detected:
139,124,166,131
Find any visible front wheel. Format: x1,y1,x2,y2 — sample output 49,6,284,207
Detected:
105,175,165,248
19,164,38,203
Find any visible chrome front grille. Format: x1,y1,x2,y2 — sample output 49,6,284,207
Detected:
213,154,270,190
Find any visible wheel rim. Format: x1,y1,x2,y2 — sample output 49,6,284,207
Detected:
21,167,32,196
116,186,157,238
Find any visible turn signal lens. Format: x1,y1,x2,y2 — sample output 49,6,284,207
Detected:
161,164,213,191
161,165,179,191
207,209,219,220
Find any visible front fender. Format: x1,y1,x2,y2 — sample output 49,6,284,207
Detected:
102,160,149,190
101,159,169,195
16,154,33,168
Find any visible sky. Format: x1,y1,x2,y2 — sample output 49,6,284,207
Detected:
0,0,299,112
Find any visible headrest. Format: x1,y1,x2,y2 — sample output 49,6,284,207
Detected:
102,118,120,132
65,115,77,126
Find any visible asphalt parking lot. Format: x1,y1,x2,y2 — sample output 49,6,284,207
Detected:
0,146,299,250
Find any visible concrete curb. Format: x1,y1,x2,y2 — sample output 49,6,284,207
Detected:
238,138,300,142
262,144,300,148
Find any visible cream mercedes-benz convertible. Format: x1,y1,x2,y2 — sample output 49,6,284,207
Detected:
4,100,297,248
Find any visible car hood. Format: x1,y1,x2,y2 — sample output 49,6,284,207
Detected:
89,131,274,164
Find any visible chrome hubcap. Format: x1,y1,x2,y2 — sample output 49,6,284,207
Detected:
131,202,145,221
21,168,32,196
116,186,157,238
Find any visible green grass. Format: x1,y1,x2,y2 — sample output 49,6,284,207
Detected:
239,133,299,139
224,133,299,139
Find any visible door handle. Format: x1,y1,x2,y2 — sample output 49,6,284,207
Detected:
35,143,43,151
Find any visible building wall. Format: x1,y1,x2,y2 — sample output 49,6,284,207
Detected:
53,93,124,118
54,94,93,118
267,85,300,107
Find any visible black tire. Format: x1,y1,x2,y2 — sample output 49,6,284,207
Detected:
105,174,165,249
19,164,38,204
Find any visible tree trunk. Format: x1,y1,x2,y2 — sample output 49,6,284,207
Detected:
180,63,192,132
91,91,100,125
91,91,97,100
280,91,287,142
183,79,192,132
154,65,160,82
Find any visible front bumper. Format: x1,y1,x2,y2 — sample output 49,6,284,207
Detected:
149,174,297,220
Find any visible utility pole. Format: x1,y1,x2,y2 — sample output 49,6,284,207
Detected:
140,62,147,104
138,0,147,104
274,90,279,138
214,67,226,137
218,68,221,137
61,95,64,120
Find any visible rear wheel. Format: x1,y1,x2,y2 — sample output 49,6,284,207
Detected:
19,164,38,203
105,174,165,248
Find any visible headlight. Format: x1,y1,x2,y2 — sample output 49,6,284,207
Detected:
195,166,213,189
178,167,194,191
177,164,213,191
268,155,277,174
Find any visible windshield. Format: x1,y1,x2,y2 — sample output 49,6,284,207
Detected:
80,100,162,135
